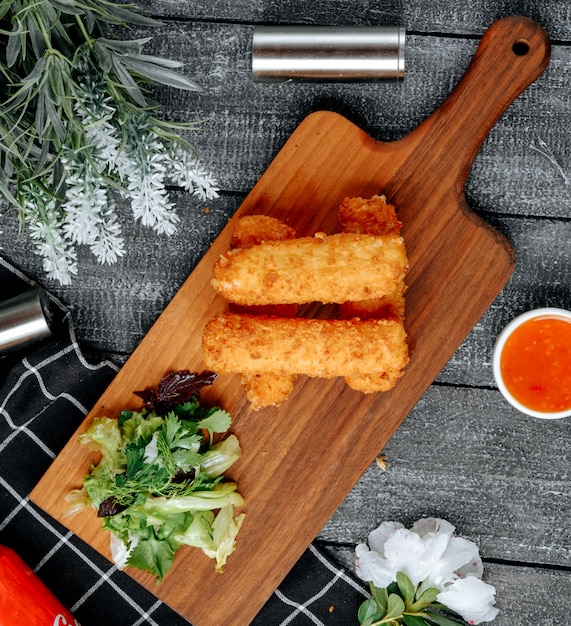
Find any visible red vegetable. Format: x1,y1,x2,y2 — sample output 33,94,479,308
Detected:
0,545,79,625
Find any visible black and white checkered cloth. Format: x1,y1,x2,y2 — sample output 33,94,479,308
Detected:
0,256,367,625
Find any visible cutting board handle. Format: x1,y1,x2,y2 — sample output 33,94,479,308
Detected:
404,16,550,191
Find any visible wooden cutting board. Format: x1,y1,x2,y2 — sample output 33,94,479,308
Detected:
31,16,550,626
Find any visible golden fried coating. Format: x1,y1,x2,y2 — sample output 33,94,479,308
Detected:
339,294,406,323
338,195,402,237
240,372,296,411
230,215,296,249
229,215,298,410
202,313,409,379
338,195,409,392
211,232,408,306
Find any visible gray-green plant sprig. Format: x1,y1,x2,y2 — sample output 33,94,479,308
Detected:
0,0,219,284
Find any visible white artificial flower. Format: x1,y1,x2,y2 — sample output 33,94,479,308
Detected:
164,146,220,201
119,129,180,235
20,184,78,285
88,203,126,265
418,534,483,593
355,517,498,624
355,517,453,587
437,576,499,625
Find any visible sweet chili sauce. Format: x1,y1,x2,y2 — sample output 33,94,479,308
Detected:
500,316,571,413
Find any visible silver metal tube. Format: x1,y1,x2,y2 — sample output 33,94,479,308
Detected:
252,26,405,82
0,289,55,354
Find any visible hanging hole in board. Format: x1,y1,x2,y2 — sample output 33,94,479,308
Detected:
512,39,530,56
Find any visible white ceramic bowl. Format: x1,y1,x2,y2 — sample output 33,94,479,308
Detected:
493,307,571,419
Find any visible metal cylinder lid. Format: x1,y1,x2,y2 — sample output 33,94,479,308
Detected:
0,288,57,354
252,26,405,82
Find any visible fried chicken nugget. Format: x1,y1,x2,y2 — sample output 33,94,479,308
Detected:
202,313,409,380
338,195,409,392
211,232,407,306
229,215,298,410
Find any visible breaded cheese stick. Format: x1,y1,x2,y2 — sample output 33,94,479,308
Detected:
231,214,296,248
229,215,298,409
339,194,405,322
338,195,409,392
338,194,402,238
202,313,409,380
211,232,407,306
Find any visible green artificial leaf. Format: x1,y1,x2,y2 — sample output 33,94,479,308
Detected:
0,177,18,209
121,55,203,91
50,0,85,16
423,609,466,626
6,24,22,68
397,572,416,608
127,531,175,581
370,583,389,615
26,12,47,59
358,598,383,626
0,3,12,20
132,52,186,69
98,1,163,28
97,36,152,55
92,39,114,72
110,55,147,106
403,615,431,626
385,593,406,621
409,588,441,612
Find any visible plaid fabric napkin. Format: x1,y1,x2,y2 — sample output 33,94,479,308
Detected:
0,256,367,625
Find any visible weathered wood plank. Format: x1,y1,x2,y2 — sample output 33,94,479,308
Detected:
136,0,571,41
319,385,571,568
137,23,571,219
327,545,571,625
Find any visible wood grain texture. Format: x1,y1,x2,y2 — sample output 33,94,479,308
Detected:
322,385,571,566
29,17,551,625
136,0,571,40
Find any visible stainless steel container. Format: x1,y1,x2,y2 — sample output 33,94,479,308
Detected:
0,289,56,354
252,26,405,82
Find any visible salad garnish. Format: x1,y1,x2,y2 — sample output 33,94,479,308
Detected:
65,371,244,581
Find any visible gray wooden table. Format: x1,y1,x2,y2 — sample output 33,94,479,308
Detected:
1,2,569,624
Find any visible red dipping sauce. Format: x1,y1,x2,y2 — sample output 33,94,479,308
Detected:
494,310,571,417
